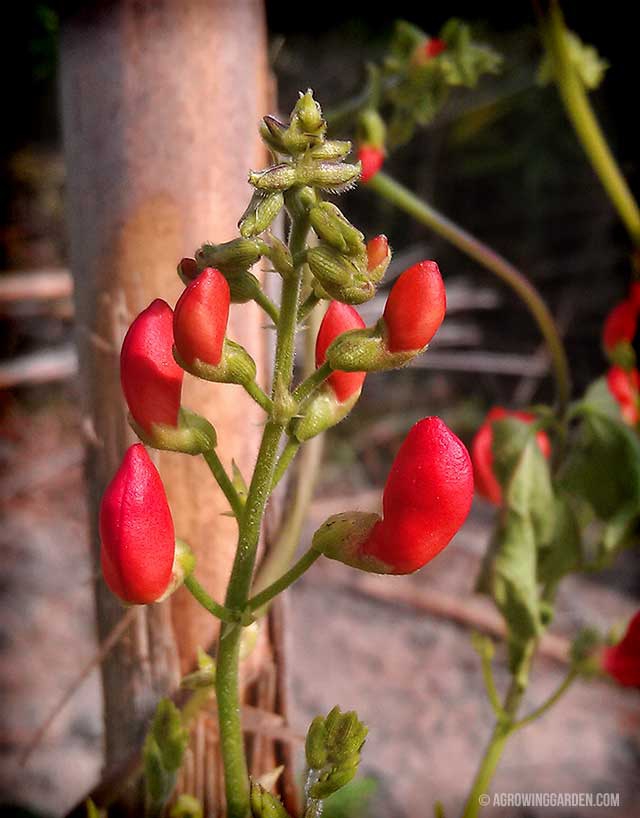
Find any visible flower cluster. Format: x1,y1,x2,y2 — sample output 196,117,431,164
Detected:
98,91,473,620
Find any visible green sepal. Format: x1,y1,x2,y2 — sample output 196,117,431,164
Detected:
238,191,284,238
250,781,292,818
157,539,196,602
606,340,636,371
291,385,361,442
130,407,217,455
226,271,264,304
326,324,420,372
174,338,257,386
195,237,262,276
311,511,389,573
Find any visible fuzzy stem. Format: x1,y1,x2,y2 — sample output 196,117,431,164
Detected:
202,449,244,520
253,288,280,324
367,171,571,414
242,379,274,414
214,195,309,818
247,546,321,616
184,575,237,624
292,361,333,405
461,641,536,818
271,437,301,492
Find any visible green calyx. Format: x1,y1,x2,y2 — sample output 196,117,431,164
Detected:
158,539,196,603
307,244,375,304
326,322,422,372
174,339,257,386
130,407,217,455
291,385,362,442
311,511,391,573
195,237,263,276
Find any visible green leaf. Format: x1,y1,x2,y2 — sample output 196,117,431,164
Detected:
322,777,378,818
560,410,640,520
601,501,639,559
538,494,582,600
492,512,541,654
149,699,189,773
581,377,622,420
143,735,172,807
493,418,555,546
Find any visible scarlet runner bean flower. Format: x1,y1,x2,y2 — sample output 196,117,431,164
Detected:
602,298,637,354
173,267,231,366
365,234,390,281
316,302,366,402
424,37,447,58
100,444,175,604
383,260,446,352
314,417,474,574
601,611,640,687
607,366,640,425
471,407,552,505
357,145,384,183
629,281,640,311
120,299,184,434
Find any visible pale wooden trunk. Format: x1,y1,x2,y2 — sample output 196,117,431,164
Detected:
60,1,295,813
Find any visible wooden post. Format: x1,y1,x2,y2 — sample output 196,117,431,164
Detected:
60,1,290,812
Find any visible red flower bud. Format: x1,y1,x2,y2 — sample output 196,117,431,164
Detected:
121,299,184,434
361,417,473,573
471,407,552,505
100,444,175,604
602,611,640,687
366,234,389,273
316,302,366,402
358,145,384,183
173,267,231,366
424,37,446,58
602,299,637,353
629,281,640,311
383,260,446,352
607,366,640,425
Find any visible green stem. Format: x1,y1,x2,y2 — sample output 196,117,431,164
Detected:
512,668,577,731
202,449,244,520
246,546,321,615
184,575,238,624
243,379,274,414
214,197,308,818
215,420,284,818
271,437,301,492
543,3,640,246
461,641,536,818
298,292,321,324
367,171,572,414
292,361,333,405
253,288,280,324
479,651,505,720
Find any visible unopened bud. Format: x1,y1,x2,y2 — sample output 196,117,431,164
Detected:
158,539,196,602
309,203,365,256
239,191,284,238
130,407,218,455
195,238,262,276
297,161,362,191
309,140,352,161
249,164,298,192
